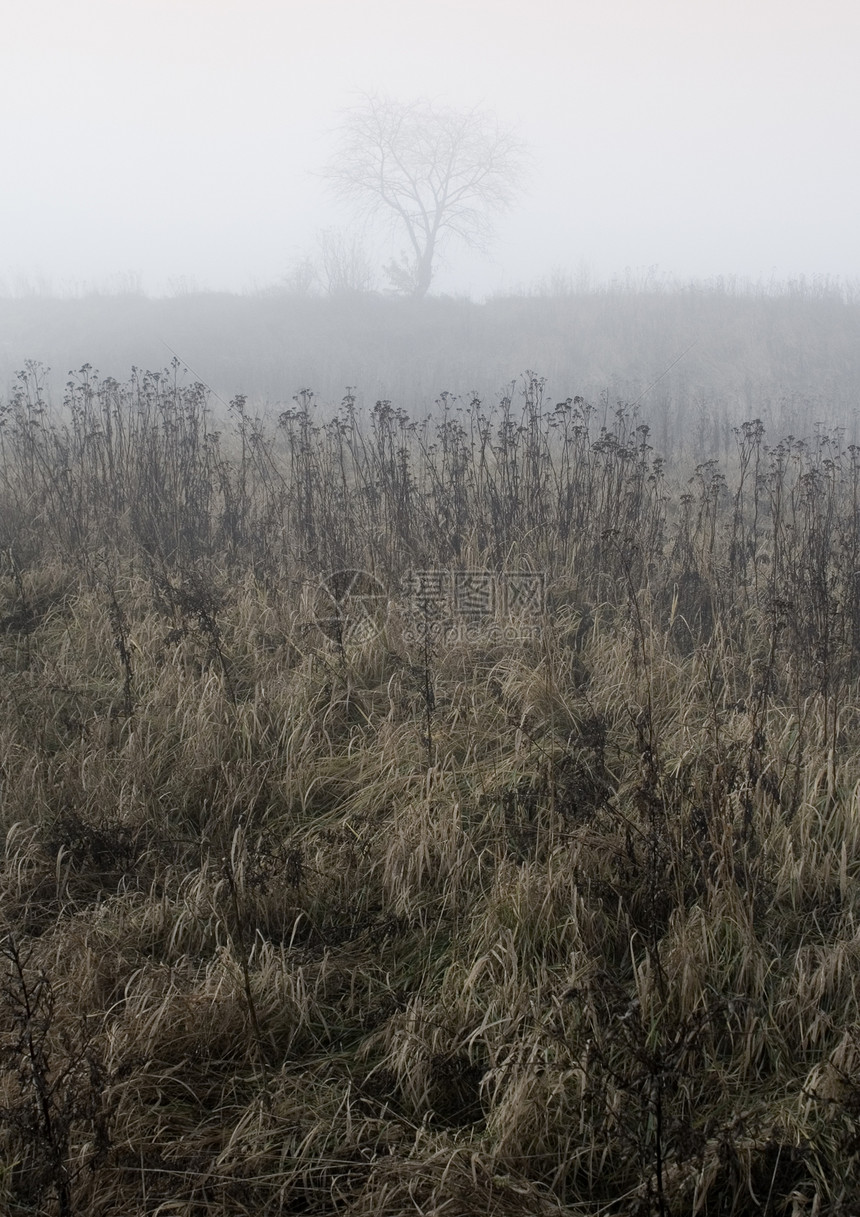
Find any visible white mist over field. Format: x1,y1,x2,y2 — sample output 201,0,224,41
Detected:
1,0,858,298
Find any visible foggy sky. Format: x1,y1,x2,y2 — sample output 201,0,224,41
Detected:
2,0,858,298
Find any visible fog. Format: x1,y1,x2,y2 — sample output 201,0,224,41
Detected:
2,0,859,298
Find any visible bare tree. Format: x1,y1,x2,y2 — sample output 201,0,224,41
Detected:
317,227,376,296
322,95,527,298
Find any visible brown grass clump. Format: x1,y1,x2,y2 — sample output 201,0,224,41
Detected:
2,364,860,1213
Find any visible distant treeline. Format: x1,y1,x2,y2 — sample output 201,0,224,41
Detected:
1,279,859,461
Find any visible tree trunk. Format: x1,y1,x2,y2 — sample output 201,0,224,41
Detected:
411,241,435,298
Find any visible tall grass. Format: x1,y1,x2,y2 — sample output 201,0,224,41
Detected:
2,362,860,1214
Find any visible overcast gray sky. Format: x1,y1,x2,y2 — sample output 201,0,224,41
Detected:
2,0,858,297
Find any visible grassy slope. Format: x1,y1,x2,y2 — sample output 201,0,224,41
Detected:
1,369,860,1214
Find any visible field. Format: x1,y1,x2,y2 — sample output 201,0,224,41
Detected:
2,344,860,1215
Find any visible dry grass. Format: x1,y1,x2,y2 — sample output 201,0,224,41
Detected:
1,367,860,1213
